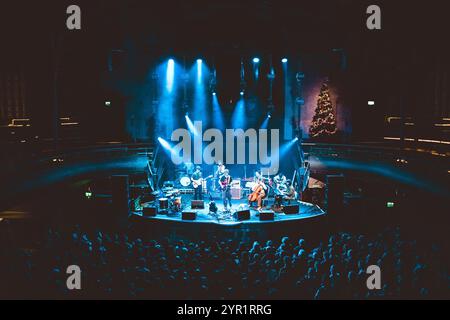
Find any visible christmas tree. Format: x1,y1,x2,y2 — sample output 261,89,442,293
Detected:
309,81,337,138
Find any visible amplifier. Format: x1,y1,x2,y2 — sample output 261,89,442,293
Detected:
259,210,275,221
182,210,197,220
142,205,158,217
230,187,242,200
283,204,299,214
191,200,205,209
234,209,250,221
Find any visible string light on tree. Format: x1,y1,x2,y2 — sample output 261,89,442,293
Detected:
309,80,337,138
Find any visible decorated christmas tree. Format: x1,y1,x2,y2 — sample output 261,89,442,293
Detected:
309,81,337,138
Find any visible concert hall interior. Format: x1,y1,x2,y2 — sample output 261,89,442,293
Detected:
0,1,448,300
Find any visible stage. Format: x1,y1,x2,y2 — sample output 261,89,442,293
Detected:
131,197,325,226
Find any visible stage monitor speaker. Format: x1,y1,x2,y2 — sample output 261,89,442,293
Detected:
182,210,197,220
234,209,250,221
326,174,345,214
111,175,130,224
191,200,205,209
283,204,299,214
142,205,157,217
259,210,275,221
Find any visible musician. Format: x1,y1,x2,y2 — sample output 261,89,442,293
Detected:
219,169,233,210
250,177,267,210
254,169,263,182
191,166,203,200
273,172,287,187
284,180,297,203
213,161,226,191
216,162,226,176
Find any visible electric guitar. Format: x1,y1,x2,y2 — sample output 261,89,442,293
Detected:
191,175,213,189
219,175,232,191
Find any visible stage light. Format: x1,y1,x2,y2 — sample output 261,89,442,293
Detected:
240,91,244,96
158,136,182,162
260,113,271,129
158,137,171,150
210,69,217,95
166,59,175,93
368,100,375,106
281,58,288,63
197,59,202,84
104,101,111,107
185,114,199,136
253,57,260,63
386,201,395,208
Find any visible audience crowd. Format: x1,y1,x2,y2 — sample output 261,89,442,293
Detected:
1,226,448,299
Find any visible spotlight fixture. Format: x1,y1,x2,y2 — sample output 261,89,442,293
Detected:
368,100,375,106
281,58,288,63
239,59,246,96
296,72,305,81
253,57,260,63
210,68,217,96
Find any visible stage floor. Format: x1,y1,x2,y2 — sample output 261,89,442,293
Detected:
132,197,325,226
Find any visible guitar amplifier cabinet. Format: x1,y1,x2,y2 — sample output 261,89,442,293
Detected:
230,187,242,200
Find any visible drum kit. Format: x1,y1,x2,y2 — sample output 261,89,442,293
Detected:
158,183,182,212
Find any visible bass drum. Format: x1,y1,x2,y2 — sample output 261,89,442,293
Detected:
179,176,191,187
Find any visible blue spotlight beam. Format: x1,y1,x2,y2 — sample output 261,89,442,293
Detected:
185,114,199,136
279,137,299,158
158,137,182,162
212,94,225,130
191,60,209,124
231,98,246,129
260,115,270,129
158,137,171,150
197,59,202,84
166,59,175,93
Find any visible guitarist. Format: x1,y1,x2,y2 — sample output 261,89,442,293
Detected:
219,169,233,210
191,166,203,200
